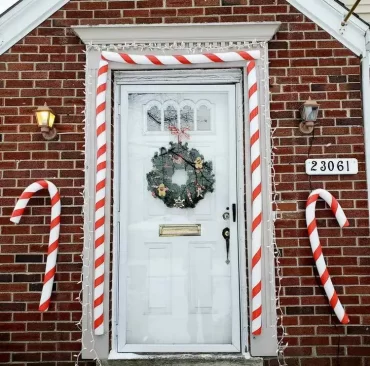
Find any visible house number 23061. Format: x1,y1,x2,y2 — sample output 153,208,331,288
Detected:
305,159,358,176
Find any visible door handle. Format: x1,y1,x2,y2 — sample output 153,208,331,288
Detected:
222,227,230,265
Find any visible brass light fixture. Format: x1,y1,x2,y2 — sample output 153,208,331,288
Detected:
35,103,57,140
299,98,319,134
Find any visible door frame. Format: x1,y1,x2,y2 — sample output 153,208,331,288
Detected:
112,69,248,354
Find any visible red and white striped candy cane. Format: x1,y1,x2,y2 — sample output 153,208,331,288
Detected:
247,61,263,335
10,180,61,312
95,50,261,335
101,50,260,65
306,189,350,324
94,56,109,335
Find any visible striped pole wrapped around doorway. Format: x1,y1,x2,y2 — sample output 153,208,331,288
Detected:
94,50,262,335
94,57,109,336
247,61,263,336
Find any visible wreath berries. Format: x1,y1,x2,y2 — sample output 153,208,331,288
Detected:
146,142,215,208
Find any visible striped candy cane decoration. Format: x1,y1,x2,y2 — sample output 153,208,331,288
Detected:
10,180,61,312
101,50,261,65
94,57,109,335
95,50,262,335
247,61,263,336
306,189,350,324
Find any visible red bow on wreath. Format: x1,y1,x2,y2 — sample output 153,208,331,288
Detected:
168,126,190,142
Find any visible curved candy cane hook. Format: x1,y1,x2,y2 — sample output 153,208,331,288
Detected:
306,189,350,324
10,180,61,312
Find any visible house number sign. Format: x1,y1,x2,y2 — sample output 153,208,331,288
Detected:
305,158,358,175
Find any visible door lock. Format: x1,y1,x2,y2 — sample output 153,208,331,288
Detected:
222,212,230,220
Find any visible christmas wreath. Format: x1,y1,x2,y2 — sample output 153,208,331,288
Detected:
146,142,215,208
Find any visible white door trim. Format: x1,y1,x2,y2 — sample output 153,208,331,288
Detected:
112,71,245,354
80,39,277,359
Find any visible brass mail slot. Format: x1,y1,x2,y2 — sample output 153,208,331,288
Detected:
159,224,201,237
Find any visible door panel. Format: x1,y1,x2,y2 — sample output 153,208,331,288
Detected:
118,84,239,352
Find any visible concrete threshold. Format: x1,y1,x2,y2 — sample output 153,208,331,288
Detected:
102,354,263,366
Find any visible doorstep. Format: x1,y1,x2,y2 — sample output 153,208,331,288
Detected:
101,354,263,366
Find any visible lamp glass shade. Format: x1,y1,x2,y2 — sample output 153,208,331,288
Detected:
48,112,55,128
300,100,319,122
35,104,55,128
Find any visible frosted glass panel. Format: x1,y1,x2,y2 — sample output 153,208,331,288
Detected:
147,105,161,131
180,105,194,131
197,105,211,131
164,105,178,131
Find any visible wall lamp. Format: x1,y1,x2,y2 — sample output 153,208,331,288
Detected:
35,103,57,140
299,98,319,134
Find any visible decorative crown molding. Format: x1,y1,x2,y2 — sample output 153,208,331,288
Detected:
72,22,281,47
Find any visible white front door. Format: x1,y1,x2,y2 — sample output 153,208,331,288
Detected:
117,83,240,353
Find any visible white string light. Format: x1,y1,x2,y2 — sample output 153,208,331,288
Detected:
260,43,287,365
74,59,102,366
86,40,268,53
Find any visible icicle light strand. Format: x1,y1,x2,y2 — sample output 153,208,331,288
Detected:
261,43,287,365
74,60,102,366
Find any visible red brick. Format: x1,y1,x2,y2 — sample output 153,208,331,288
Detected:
13,353,41,362
220,15,249,22
178,8,204,15
193,16,219,23
165,16,191,23
347,347,370,356
80,1,107,9
151,8,176,16
0,343,26,352
27,342,56,352
166,0,192,6
136,0,162,8
285,347,312,356
233,6,260,14
223,0,247,4
300,337,330,346
194,0,220,5
205,6,232,14
136,17,163,24
301,359,330,366
12,332,41,341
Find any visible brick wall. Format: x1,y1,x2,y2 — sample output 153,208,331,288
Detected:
0,0,369,365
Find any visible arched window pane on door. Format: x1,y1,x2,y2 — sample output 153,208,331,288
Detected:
164,105,178,131
147,105,161,131
197,105,211,131
180,105,194,131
